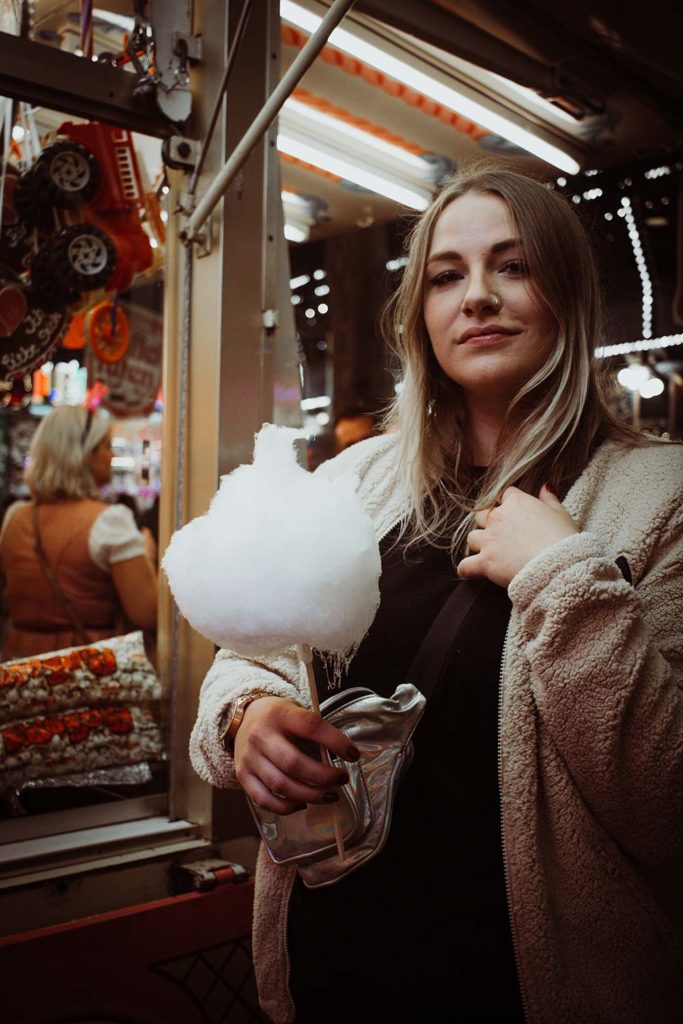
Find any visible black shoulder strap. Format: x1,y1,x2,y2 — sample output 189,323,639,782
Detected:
406,579,487,701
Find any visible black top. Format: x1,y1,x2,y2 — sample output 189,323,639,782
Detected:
287,525,524,1024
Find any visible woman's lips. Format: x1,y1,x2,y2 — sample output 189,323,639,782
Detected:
459,329,519,345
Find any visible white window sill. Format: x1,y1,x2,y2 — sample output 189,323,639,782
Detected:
0,816,209,889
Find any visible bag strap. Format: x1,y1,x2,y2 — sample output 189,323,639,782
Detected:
32,503,92,646
406,579,487,701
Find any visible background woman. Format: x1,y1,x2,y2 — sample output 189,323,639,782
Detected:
0,404,157,658
188,166,683,1024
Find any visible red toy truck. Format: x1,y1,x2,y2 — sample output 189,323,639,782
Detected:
14,122,154,305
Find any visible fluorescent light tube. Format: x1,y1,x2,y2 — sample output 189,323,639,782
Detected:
278,133,430,209
284,222,308,242
282,190,313,210
285,98,428,171
93,8,135,31
281,1,581,174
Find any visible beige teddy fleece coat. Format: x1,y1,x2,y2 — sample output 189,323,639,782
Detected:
190,433,683,1024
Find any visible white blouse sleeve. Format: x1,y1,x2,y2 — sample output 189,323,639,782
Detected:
89,504,146,571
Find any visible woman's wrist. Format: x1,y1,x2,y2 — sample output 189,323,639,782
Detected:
219,691,275,752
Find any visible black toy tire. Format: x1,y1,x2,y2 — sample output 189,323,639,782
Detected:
29,248,79,311
12,170,54,230
35,140,100,210
50,224,117,292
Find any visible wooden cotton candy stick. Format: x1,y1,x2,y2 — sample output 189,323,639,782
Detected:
298,643,345,862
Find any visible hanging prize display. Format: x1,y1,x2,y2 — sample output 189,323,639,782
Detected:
0,165,40,279
0,117,156,382
86,300,161,416
86,300,130,363
0,267,69,380
0,280,27,338
14,121,153,301
61,308,87,350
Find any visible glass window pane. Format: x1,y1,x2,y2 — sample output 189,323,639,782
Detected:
0,97,168,834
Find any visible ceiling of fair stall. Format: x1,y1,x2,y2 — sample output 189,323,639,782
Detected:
10,0,682,242
3,0,679,424
277,0,683,239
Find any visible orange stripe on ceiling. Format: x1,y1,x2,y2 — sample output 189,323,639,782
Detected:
281,24,489,142
291,87,426,154
280,151,342,182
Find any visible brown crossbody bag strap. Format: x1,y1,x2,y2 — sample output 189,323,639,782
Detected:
32,503,92,646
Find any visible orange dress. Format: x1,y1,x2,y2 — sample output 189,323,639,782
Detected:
0,500,123,658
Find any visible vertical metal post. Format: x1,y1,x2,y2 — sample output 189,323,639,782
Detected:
215,0,296,474
160,0,300,839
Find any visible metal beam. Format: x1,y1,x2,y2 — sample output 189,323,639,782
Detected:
0,32,174,137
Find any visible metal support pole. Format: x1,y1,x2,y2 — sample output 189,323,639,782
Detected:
181,0,356,242
186,0,254,198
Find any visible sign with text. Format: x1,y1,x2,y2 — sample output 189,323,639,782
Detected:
87,301,162,417
0,275,69,381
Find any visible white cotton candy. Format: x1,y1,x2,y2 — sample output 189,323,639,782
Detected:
161,424,381,660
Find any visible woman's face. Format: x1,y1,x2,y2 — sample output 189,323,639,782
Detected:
423,191,557,413
88,429,113,486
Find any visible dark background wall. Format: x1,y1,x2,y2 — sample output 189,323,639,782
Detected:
290,158,682,440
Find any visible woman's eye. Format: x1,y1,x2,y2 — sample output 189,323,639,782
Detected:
500,259,528,276
429,269,462,287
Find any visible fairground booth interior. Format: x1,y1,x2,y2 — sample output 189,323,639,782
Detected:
0,2,681,1021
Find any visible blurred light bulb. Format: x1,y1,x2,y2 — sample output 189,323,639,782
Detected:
639,377,664,399
617,364,651,390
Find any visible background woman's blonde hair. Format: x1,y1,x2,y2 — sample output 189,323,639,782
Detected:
25,405,110,501
382,161,643,557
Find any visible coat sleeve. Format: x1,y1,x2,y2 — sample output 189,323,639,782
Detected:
188,645,308,789
188,433,397,791
507,504,683,864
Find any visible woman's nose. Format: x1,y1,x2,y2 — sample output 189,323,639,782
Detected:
462,275,501,316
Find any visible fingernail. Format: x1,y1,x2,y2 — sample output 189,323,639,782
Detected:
545,481,556,494
346,745,361,762
336,772,349,786
323,791,340,803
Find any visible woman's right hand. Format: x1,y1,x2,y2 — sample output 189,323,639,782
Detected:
234,696,360,815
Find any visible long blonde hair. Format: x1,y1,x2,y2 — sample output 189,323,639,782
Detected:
25,405,110,501
382,163,642,556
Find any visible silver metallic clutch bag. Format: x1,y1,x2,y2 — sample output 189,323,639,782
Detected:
248,580,487,890
248,682,426,889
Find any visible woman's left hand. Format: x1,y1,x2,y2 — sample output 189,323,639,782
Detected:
457,484,579,588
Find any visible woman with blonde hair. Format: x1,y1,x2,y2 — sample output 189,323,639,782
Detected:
0,404,157,658
189,165,683,1023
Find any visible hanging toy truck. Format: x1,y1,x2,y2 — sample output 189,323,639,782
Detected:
14,122,155,309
